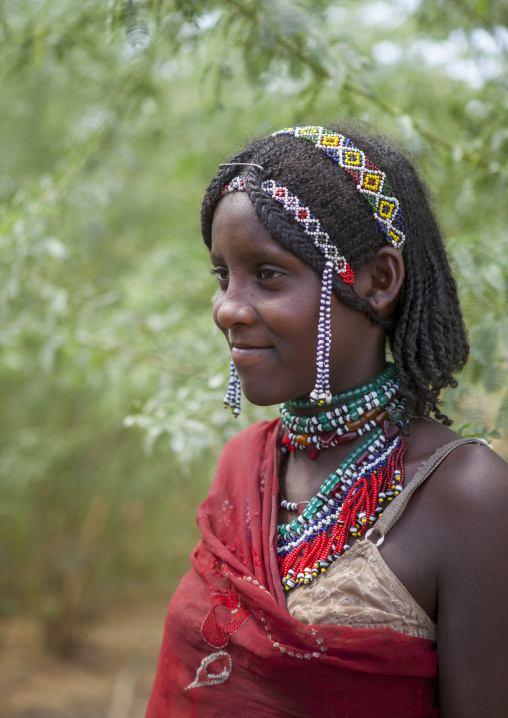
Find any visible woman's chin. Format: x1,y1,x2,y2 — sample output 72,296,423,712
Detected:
240,383,313,408
240,391,281,408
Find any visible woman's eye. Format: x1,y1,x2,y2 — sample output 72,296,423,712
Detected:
258,268,282,280
210,267,229,283
210,267,283,284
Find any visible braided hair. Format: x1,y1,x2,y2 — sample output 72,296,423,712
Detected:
201,124,469,431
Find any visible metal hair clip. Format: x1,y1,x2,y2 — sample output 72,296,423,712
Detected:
219,162,264,170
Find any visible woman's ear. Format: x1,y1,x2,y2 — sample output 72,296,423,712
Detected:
353,246,405,319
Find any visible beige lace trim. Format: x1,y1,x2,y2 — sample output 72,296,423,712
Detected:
286,539,436,640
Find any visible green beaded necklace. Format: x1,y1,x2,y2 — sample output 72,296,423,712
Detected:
279,365,400,456
278,426,385,537
284,363,394,412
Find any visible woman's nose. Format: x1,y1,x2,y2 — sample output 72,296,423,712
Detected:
214,283,256,330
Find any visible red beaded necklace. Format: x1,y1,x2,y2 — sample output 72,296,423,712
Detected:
277,425,407,591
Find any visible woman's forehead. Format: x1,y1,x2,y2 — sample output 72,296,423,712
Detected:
212,192,270,243
210,192,298,262
212,191,256,224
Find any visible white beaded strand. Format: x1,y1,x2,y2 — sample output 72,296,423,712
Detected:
310,261,334,405
224,360,241,417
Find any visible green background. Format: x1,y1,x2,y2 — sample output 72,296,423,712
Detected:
1,0,507,654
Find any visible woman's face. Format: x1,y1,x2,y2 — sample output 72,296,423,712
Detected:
210,192,383,406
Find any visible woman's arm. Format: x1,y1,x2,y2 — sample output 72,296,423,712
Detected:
435,444,508,717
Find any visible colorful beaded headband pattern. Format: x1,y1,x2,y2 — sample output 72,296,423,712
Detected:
272,126,406,250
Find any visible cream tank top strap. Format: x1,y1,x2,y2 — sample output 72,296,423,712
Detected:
372,436,489,542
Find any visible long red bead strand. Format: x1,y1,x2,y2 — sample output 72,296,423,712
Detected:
278,438,407,588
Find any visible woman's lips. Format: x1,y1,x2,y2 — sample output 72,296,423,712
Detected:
230,344,274,362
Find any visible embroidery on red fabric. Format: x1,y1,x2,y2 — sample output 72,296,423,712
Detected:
199,557,252,647
201,585,252,647
258,610,327,661
204,558,227,585
394,633,414,645
260,473,266,494
252,547,263,567
185,651,233,690
218,499,233,527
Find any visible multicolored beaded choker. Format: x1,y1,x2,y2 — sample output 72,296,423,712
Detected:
278,422,407,591
280,364,402,459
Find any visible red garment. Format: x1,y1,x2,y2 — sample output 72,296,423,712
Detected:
146,420,438,718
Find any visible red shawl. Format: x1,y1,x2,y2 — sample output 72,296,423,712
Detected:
146,420,438,717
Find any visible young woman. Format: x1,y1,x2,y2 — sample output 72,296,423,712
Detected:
146,125,508,717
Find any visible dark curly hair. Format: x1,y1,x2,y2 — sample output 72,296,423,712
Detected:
200,123,469,431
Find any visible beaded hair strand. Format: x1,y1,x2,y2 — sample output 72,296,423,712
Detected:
202,124,469,431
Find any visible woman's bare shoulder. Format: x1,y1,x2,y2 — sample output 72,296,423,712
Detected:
402,419,508,570
406,418,508,504
424,436,508,715
405,421,508,716
429,438,508,517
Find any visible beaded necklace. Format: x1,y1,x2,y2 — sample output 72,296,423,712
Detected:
277,365,407,591
278,425,407,591
286,363,394,410
280,363,402,458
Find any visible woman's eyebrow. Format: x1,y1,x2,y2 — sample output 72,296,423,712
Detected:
210,246,294,264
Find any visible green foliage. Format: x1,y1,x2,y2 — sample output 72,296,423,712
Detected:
1,0,507,651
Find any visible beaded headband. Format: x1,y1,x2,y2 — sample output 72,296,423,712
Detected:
272,126,406,250
222,177,354,284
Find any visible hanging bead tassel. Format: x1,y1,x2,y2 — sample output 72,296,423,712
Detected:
223,360,241,417
310,260,334,405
